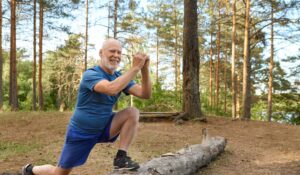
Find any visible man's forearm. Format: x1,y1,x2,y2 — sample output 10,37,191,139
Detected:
109,68,139,95
141,68,152,99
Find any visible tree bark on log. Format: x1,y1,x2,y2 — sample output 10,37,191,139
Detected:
109,129,226,175
139,112,187,122
140,112,180,118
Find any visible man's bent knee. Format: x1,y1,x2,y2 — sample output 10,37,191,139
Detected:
125,107,140,123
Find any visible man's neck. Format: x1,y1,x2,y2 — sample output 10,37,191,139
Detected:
99,63,115,75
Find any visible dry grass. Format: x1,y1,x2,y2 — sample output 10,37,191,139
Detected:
0,112,299,175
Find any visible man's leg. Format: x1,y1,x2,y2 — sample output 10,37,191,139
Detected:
109,107,140,170
22,164,71,175
110,107,140,150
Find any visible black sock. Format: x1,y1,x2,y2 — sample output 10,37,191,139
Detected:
26,164,34,175
116,149,127,158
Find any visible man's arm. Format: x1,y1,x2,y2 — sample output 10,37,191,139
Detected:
93,68,139,96
93,54,146,96
128,58,152,99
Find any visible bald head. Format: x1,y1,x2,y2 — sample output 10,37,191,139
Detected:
99,38,122,74
101,38,122,50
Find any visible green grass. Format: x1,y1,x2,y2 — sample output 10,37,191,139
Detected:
0,141,41,160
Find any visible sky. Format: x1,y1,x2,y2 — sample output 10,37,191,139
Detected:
1,0,299,90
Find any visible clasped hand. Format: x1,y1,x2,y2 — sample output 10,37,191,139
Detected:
132,53,150,70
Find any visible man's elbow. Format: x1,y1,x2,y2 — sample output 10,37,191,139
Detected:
94,82,120,96
101,87,119,96
142,93,151,99
95,89,118,96
105,84,123,96
107,91,119,96
143,96,151,99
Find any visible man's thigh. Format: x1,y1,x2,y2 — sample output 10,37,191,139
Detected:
58,127,98,169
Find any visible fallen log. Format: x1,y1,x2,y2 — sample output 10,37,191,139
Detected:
140,112,181,115
109,128,227,175
139,112,182,122
140,112,180,118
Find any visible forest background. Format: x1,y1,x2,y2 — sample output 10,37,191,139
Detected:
0,0,299,124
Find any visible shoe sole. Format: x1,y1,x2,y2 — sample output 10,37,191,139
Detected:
21,164,31,175
114,166,139,171
21,166,27,175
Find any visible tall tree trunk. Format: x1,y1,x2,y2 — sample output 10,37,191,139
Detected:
216,1,221,110
107,1,110,37
84,0,89,71
236,74,241,118
9,1,13,106
0,0,3,111
10,0,18,111
242,0,251,119
38,0,44,110
32,0,37,111
231,0,237,119
268,5,274,122
174,0,180,103
209,29,213,109
214,53,217,109
183,0,202,119
113,0,119,110
113,0,118,38
224,49,227,113
156,29,159,85
209,0,214,110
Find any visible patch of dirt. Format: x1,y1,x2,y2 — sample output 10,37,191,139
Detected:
0,112,299,175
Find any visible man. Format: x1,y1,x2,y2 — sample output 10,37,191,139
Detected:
22,38,152,175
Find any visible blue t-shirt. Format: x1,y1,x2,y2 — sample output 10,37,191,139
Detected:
69,65,135,134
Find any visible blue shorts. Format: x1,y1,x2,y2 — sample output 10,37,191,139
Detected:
58,114,118,169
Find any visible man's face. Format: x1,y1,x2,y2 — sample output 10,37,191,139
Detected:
100,41,122,72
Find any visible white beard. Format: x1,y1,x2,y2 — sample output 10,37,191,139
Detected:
102,56,119,72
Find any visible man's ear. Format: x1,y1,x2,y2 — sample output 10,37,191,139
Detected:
99,49,102,57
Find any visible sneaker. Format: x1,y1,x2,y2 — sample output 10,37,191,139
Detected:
21,164,34,175
113,156,140,171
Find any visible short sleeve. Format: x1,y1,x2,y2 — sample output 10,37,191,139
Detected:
82,69,105,91
122,80,136,95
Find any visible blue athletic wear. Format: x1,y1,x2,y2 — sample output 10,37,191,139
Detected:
70,65,135,134
58,65,135,169
58,113,119,169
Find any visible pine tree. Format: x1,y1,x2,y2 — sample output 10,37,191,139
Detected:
183,0,202,119
113,0,118,38
32,0,37,111
145,0,163,85
38,0,44,110
242,0,251,119
0,0,3,111
231,0,237,119
10,0,18,111
208,0,215,109
84,0,89,71
267,2,274,121
216,0,222,111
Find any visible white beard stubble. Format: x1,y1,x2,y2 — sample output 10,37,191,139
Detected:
102,56,119,72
